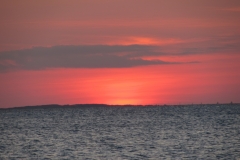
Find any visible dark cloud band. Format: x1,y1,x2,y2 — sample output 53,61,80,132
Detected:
0,45,172,72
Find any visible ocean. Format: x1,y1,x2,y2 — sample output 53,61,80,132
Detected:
1,104,240,159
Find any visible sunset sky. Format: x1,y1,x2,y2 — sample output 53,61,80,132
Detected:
0,0,240,108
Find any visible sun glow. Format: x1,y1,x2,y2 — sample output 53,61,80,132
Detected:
103,81,144,105
105,36,185,46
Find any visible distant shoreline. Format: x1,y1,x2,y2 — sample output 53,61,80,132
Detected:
1,103,239,110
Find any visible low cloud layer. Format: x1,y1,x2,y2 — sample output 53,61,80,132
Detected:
0,45,173,72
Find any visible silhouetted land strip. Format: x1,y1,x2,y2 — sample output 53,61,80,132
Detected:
1,103,240,110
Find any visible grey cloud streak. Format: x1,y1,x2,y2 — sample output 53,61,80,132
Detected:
0,45,172,72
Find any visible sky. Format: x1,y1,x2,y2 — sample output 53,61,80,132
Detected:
0,0,240,108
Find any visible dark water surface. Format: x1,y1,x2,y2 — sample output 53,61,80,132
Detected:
1,104,240,159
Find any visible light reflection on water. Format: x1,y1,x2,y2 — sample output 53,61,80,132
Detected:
1,105,240,159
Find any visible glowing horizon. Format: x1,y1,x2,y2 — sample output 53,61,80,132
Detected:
0,0,240,108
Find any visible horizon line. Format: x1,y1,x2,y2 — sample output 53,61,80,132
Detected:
1,102,239,109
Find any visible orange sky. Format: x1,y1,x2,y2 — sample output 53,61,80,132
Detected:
0,0,240,108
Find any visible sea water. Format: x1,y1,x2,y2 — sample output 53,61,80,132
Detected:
1,104,240,159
